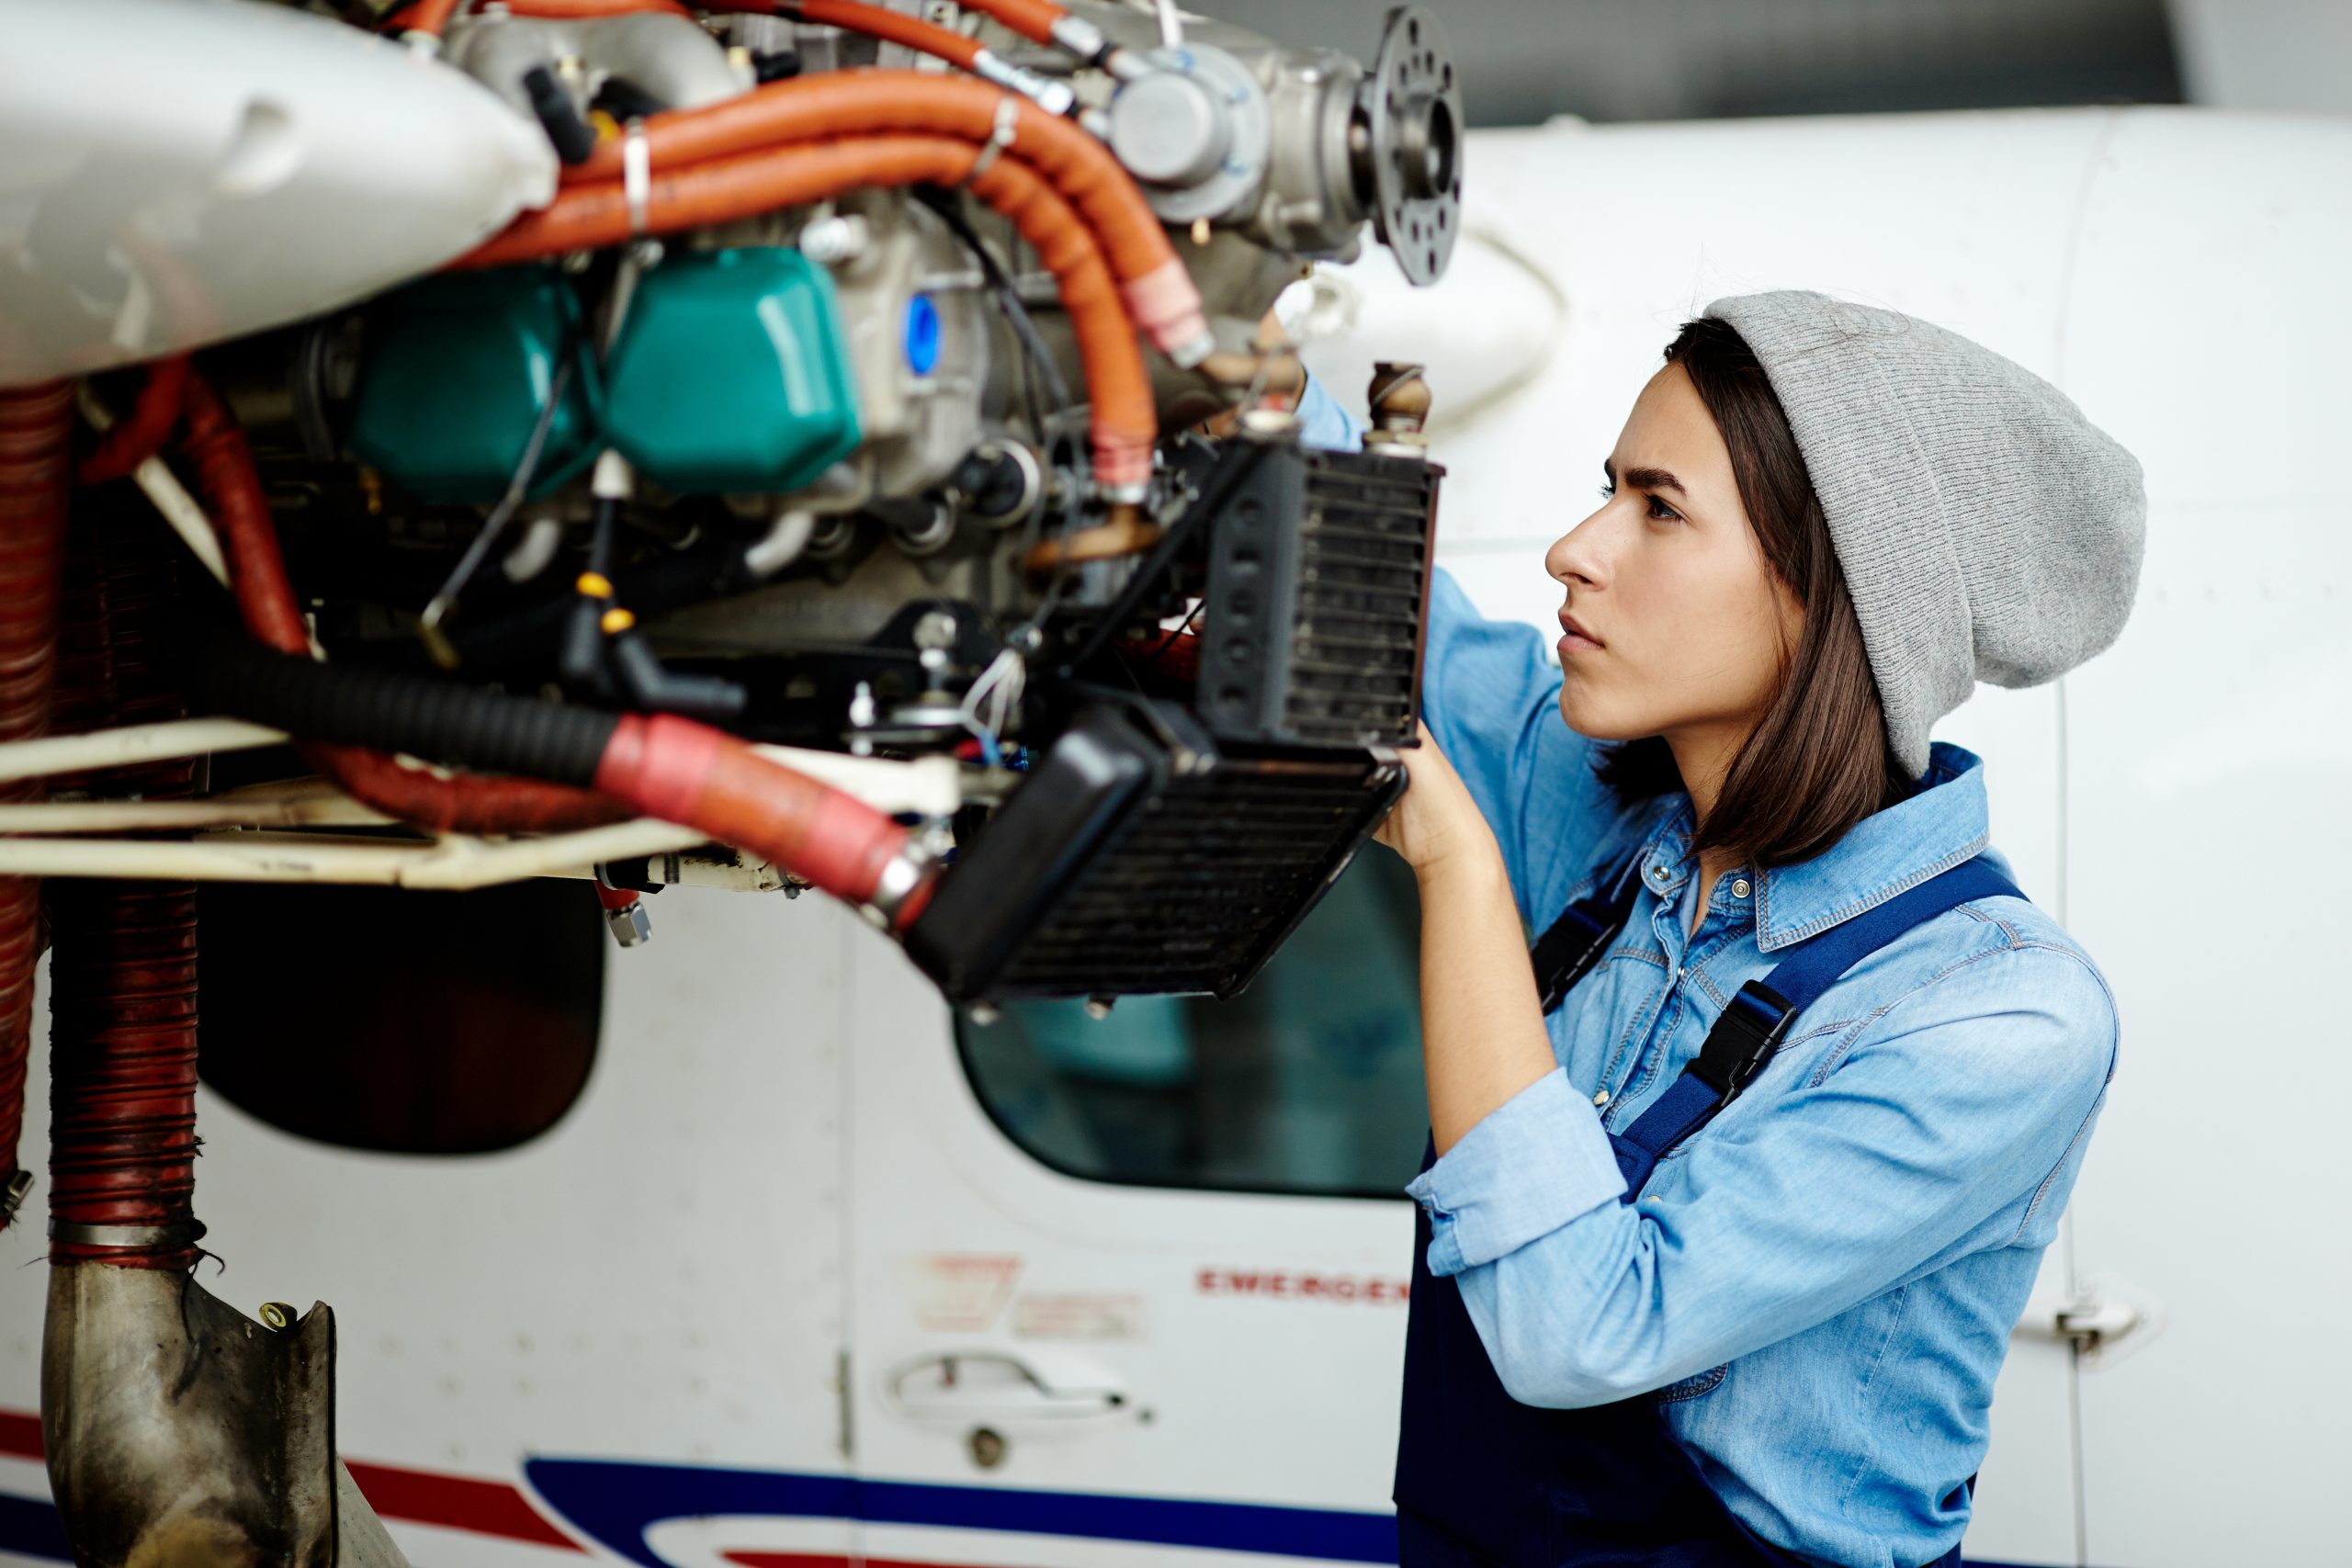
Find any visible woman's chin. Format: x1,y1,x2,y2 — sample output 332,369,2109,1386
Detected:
1556,691,1640,743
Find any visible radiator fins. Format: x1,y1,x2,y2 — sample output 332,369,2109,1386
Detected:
1198,445,1440,750
904,696,1404,1002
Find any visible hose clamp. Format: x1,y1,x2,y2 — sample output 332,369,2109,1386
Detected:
959,96,1022,188
49,1217,209,1251
623,118,652,236
863,846,935,931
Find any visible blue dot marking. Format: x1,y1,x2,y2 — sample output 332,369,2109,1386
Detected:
904,294,941,376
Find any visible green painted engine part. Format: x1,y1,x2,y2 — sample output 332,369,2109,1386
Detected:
601,247,863,495
347,268,602,506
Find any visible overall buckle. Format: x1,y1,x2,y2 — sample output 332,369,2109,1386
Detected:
1692,979,1793,1100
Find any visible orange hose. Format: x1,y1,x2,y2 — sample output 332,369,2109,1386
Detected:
458,135,1157,490
706,0,986,69
953,0,1067,48
501,0,693,15
560,70,1209,361
398,0,467,40
393,0,1065,51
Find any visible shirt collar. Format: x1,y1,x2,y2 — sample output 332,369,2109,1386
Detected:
1616,742,1992,953
1752,742,1992,952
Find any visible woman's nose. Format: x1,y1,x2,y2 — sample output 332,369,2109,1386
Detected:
1546,505,1611,589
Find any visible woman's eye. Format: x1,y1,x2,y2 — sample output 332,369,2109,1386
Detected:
1645,494,1683,523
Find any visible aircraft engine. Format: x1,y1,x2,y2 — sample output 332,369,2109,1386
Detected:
0,6,1462,1551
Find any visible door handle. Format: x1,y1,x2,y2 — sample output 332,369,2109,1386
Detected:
2016,1272,2165,1366
882,1350,1136,1428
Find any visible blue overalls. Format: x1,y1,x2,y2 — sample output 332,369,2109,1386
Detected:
1392,856,2018,1568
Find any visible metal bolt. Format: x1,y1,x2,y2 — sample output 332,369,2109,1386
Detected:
799,214,872,266
605,902,653,947
913,609,960,650
258,1302,298,1332
891,504,958,558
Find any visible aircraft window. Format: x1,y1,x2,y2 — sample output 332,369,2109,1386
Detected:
955,850,1426,1199
198,879,603,1156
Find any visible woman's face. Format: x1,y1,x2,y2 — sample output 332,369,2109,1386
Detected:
1544,362,1801,756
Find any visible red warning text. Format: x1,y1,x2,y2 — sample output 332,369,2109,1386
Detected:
1195,1268,1411,1304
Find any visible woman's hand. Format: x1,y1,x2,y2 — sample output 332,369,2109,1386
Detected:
1374,721,1507,879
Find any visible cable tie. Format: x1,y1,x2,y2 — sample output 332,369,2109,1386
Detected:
623,118,652,235
958,96,1022,188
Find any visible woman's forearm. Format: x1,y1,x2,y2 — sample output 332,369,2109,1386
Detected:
1416,846,1561,1154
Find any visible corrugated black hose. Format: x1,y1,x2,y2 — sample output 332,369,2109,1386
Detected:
200,637,618,788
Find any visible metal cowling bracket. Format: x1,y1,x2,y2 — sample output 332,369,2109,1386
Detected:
41,1265,411,1568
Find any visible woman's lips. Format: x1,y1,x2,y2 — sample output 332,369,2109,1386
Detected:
1557,611,1604,656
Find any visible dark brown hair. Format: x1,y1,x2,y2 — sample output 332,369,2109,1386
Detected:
1596,316,1910,869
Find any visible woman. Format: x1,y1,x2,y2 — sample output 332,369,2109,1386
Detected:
1300,292,2144,1567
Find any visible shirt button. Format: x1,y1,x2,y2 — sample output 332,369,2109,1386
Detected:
1650,864,1669,881
1592,1089,1611,1107
1732,878,1751,898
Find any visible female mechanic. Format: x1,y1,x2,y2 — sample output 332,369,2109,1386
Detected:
1298,291,2145,1567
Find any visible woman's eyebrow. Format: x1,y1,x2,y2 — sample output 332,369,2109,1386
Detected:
1620,465,1686,495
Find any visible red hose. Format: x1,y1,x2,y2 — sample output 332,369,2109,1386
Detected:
0,382,72,1231
76,356,189,487
593,712,925,923
178,376,629,834
44,881,201,1270
40,483,208,1269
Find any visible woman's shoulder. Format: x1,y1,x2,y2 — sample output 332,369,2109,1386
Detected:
1834,881,2120,1097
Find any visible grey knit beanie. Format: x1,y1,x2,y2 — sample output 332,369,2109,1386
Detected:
1703,290,2146,778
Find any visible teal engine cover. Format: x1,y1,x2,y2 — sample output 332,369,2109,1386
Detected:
347,268,601,505
602,247,863,495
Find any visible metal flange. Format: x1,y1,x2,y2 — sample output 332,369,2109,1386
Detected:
1354,6,1464,284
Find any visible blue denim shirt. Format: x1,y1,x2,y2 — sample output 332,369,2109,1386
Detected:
1298,388,2119,1566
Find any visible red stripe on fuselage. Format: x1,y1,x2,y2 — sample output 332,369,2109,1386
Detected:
0,1405,578,1551
0,1411,40,1461
345,1461,583,1551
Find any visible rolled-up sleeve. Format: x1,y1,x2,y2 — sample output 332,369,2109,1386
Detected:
1405,1067,1625,1275
1437,943,2120,1409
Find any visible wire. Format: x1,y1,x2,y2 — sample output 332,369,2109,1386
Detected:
910,186,1089,649
416,355,577,668
1148,596,1204,657
913,187,1073,416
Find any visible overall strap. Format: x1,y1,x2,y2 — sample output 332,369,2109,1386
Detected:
1530,852,1645,1015
1610,857,2025,1198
